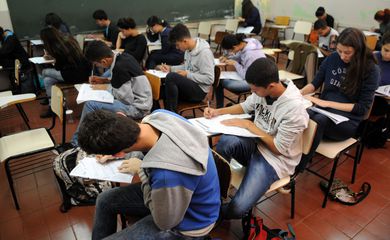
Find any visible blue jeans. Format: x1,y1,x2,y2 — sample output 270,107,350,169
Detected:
71,100,143,146
304,109,359,162
42,68,64,98
216,135,279,219
216,79,250,108
94,183,208,240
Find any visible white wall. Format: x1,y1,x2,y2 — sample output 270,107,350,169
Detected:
0,0,13,30
258,0,389,30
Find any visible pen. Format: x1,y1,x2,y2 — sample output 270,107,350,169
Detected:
207,100,210,109
91,64,94,77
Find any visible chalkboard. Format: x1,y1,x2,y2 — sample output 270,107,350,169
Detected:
7,0,234,39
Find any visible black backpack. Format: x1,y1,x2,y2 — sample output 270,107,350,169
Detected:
363,117,388,148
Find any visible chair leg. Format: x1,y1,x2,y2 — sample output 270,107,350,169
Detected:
322,155,340,208
4,159,20,210
16,103,31,129
290,179,296,219
352,143,362,184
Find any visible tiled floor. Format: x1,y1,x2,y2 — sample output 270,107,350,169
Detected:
1,59,390,239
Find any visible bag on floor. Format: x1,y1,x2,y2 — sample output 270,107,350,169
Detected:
53,147,112,212
320,179,371,206
242,213,296,240
362,117,387,149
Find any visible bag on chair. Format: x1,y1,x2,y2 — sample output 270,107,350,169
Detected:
53,147,112,212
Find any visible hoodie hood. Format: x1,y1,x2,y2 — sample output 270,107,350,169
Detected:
189,38,210,57
243,38,263,52
140,110,209,176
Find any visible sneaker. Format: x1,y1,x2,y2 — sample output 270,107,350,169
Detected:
40,108,54,118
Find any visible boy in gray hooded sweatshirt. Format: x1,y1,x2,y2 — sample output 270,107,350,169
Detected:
159,23,214,113
205,58,309,220
78,109,220,239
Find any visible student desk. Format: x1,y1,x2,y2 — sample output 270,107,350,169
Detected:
278,70,304,81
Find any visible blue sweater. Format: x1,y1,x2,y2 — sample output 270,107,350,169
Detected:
312,52,379,122
374,51,390,86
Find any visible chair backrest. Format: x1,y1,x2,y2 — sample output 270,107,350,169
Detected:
274,16,290,26
75,34,86,51
209,66,221,101
50,85,65,122
295,119,317,174
265,53,276,63
293,21,312,38
144,71,161,101
214,31,229,44
304,51,318,85
225,19,239,33
211,149,232,199
366,36,378,51
198,22,212,39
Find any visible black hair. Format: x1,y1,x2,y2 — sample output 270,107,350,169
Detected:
84,40,114,62
0,27,4,41
337,28,376,98
146,16,168,28
242,0,256,20
45,13,65,29
92,9,108,20
245,58,279,87
314,19,328,30
117,18,136,29
382,31,390,45
78,110,141,155
40,27,84,66
169,23,191,43
315,7,326,17
221,33,246,50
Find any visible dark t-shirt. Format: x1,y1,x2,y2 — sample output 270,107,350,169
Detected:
0,30,30,69
104,22,119,48
325,14,334,28
121,34,147,63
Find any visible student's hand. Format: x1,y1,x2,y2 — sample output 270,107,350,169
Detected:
176,70,188,77
118,158,142,175
96,155,115,164
221,118,251,128
219,56,228,62
238,17,245,22
91,84,108,90
89,76,105,84
304,95,329,108
160,64,171,72
204,107,219,119
224,59,237,66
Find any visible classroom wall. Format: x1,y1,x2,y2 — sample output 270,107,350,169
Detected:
258,0,390,30
0,0,12,30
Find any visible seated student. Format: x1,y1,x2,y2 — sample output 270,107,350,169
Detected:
239,0,262,34
204,58,309,219
315,6,335,28
45,12,71,34
115,18,147,63
372,32,390,117
40,27,92,118
374,9,390,36
77,109,221,240
0,27,30,70
159,23,214,113
216,33,265,108
92,9,119,48
145,16,184,69
313,19,339,57
71,40,152,145
300,28,379,163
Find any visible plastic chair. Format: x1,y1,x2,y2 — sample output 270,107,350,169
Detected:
274,16,290,26
280,20,312,45
198,22,212,42
366,36,378,51
229,119,317,219
307,104,374,208
225,19,239,33
144,71,162,110
214,31,229,55
177,66,221,117
0,85,66,209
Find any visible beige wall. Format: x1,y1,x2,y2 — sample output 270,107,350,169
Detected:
0,0,13,30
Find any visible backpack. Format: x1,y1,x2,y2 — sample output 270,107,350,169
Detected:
242,213,296,240
53,147,112,212
363,117,387,148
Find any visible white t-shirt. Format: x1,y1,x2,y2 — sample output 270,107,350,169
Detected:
319,28,339,51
